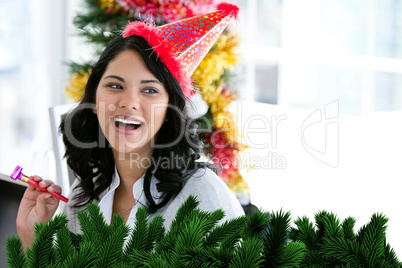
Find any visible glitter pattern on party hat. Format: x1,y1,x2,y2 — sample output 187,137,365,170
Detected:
123,2,239,98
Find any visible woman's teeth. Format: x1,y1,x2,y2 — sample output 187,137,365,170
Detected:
114,118,141,129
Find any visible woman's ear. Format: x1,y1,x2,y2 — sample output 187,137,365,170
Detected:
93,107,97,114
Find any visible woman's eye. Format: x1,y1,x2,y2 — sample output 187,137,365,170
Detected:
107,83,123,90
143,88,158,94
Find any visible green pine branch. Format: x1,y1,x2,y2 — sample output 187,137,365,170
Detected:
242,210,270,239
26,213,67,268
5,236,26,268
357,213,388,265
181,247,226,268
145,214,165,251
281,241,306,267
289,210,402,267
384,243,402,268
54,226,74,263
96,218,129,267
174,212,212,249
124,206,149,255
204,216,247,248
289,215,318,251
5,196,402,267
155,195,200,255
77,202,110,251
262,210,304,267
229,236,264,268
322,236,370,267
342,216,357,240
126,249,152,266
61,242,98,267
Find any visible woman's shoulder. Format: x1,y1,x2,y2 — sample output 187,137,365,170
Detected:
176,167,244,216
183,167,228,191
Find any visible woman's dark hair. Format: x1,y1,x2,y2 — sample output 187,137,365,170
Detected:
60,34,207,213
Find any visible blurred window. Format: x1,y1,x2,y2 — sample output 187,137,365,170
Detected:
0,0,67,175
236,0,402,115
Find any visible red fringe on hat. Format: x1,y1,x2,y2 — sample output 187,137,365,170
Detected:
123,21,193,98
122,2,239,98
217,2,239,20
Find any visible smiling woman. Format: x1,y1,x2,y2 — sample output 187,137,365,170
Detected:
15,3,244,251
95,49,169,158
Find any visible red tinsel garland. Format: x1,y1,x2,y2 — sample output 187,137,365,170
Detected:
204,129,240,182
116,0,218,23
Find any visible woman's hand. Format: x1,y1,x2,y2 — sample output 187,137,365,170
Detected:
16,176,62,251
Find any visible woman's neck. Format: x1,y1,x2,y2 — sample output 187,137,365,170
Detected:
111,150,152,223
113,149,152,190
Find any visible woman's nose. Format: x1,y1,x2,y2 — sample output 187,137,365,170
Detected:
118,89,140,110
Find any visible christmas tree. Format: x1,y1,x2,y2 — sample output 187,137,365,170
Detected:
66,0,249,198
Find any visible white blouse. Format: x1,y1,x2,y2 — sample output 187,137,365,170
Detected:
64,167,244,233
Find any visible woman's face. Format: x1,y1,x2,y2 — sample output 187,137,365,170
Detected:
95,49,169,158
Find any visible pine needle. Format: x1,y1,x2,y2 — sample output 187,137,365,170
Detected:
54,226,74,263
5,235,26,268
169,195,200,231
242,209,270,239
204,216,247,248
181,247,227,268
124,206,149,255
61,242,98,267
229,236,263,268
262,210,291,267
383,243,402,267
281,241,305,267
314,210,329,246
208,209,226,226
322,236,369,267
147,255,171,268
70,232,83,251
26,214,67,268
155,195,200,255
342,217,356,240
146,215,166,251
87,202,111,246
174,215,211,250
289,216,318,250
126,249,151,266
96,222,129,267
357,213,388,265
320,211,342,238
219,231,242,254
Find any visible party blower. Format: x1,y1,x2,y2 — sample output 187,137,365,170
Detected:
10,165,69,203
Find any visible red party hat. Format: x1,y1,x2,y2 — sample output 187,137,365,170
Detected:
123,2,239,98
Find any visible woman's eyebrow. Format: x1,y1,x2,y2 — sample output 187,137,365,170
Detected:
104,75,125,82
141,79,161,84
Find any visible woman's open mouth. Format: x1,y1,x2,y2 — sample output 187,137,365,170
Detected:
114,117,142,131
